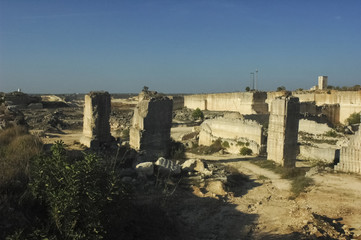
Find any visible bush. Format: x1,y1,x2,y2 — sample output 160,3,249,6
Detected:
192,108,204,121
345,112,360,125
222,141,230,148
240,147,252,156
22,141,132,239
324,130,341,138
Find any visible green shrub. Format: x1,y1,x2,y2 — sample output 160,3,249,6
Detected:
192,108,204,120
324,130,341,138
240,147,252,156
222,141,230,148
25,141,132,239
345,112,361,125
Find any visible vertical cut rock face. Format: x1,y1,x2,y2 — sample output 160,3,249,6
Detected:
267,97,300,167
80,91,112,148
335,129,361,174
130,93,173,161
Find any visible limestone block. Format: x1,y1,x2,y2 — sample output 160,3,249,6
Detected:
155,157,181,175
80,91,112,148
135,162,154,176
267,97,300,167
130,94,173,160
198,118,265,155
335,129,361,174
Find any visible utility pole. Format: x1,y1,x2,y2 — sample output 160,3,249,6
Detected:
250,72,255,90
255,69,258,90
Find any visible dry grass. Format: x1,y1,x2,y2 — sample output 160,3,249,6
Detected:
0,125,43,189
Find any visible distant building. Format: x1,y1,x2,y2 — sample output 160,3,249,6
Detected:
318,76,328,90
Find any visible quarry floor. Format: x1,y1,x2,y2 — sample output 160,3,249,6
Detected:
40,129,361,239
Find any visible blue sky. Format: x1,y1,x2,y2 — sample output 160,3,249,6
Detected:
0,0,360,94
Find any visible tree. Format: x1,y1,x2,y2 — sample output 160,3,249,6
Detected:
192,108,204,121
245,86,250,92
277,86,286,91
345,112,361,125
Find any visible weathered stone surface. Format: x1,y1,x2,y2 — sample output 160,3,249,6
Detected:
198,118,265,155
335,129,361,174
80,91,112,148
298,119,333,135
135,162,154,176
298,145,339,163
267,97,300,167
155,157,181,175
130,92,173,161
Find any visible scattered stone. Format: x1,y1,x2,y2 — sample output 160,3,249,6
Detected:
155,157,181,175
135,162,154,176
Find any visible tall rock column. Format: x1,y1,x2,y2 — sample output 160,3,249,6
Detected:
267,97,300,167
80,91,112,148
130,93,173,161
335,129,361,174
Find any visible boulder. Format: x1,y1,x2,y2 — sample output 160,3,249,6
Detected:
135,162,154,176
206,180,227,196
155,157,181,175
181,159,212,176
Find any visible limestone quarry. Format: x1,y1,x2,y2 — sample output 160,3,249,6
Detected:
1,85,361,239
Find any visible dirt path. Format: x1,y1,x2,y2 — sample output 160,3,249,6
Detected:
183,153,361,239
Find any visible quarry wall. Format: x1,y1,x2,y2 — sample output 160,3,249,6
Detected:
183,92,268,114
183,90,360,125
198,118,265,154
298,119,333,135
293,90,361,123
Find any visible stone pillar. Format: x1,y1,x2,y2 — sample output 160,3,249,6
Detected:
130,93,173,161
80,91,112,148
267,97,300,167
318,76,328,90
335,129,361,174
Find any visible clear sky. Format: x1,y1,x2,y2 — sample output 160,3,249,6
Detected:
1,0,360,94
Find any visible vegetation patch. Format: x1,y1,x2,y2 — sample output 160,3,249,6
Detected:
222,141,230,148
240,147,252,156
345,112,360,125
189,138,223,155
192,108,204,121
323,130,342,138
